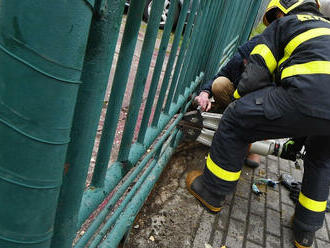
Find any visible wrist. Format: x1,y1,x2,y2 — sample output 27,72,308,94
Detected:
200,91,210,98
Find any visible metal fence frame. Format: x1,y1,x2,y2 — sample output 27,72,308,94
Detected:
0,0,262,247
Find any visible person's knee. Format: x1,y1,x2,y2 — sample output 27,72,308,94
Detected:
211,77,235,108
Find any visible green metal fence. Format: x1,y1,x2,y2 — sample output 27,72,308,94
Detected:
0,0,262,247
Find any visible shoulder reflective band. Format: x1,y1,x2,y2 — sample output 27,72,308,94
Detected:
250,44,277,74
281,61,330,79
279,28,330,67
299,192,327,212
233,89,241,99
297,14,330,24
206,154,241,182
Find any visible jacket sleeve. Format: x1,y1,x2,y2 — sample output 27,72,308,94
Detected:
199,35,261,96
200,47,248,96
234,21,281,99
199,78,213,96
199,52,243,96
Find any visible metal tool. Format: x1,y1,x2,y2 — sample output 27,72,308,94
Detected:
178,109,290,158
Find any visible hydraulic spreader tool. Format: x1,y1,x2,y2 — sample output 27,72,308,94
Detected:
178,109,304,162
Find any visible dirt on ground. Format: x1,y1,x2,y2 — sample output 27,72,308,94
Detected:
125,142,210,248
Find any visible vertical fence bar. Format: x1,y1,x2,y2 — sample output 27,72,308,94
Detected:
232,0,251,41
91,0,147,188
195,0,216,75
204,0,241,80
185,0,212,84
219,0,240,48
165,0,200,105
235,0,253,44
194,0,239,87
78,73,204,228
137,0,179,144
84,111,186,247
180,2,208,91
0,1,93,247
239,0,262,43
203,0,229,80
162,0,208,114
117,0,166,162
198,1,222,74
99,131,181,248
50,1,126,247
150,0,191,127
210,1,239,74
178,0,223,96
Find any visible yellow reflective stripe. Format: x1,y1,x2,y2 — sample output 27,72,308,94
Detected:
250,44,277,74
206,154,241,182
297,14,330,24
233,90,241,99
299,192,327,212
279,28,330,67
281,61,330,79
267,0,305,15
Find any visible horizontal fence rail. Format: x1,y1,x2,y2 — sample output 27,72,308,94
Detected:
0,0,263,247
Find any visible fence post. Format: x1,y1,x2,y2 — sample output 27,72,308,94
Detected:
0,1,93,247
50,0,127,247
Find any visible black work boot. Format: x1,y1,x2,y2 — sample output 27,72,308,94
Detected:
293,225,315,248
186,170,224,213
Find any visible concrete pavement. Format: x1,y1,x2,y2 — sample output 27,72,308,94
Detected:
126,142,330,248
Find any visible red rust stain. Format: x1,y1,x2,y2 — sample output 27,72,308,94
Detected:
64,163,70,175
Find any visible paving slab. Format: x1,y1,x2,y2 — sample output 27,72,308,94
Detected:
125,142,330,248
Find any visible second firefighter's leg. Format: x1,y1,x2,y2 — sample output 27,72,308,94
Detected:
186,102,249,212
293,136,330,247
203,103,250,195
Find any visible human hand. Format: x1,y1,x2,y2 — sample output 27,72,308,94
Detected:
194,91,211,111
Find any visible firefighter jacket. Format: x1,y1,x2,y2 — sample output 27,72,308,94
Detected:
199,35,260,96
236,13,330,120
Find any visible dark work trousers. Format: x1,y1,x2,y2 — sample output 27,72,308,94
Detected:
201,86,330,232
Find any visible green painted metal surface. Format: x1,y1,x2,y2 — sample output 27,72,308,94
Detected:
117,0,167,162
0,0,93,247
50,0,126,247
137,0,180,143
76,101,191,247
240,0,263,43
0,0,263,247
90,0,148,188
169,0,201,105
151,0,191,127
100,130,183,248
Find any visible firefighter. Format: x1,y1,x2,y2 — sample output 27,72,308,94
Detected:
186,1,330,247
195,36,261,168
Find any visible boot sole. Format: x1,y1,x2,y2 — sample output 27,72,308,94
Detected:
294,240,311,248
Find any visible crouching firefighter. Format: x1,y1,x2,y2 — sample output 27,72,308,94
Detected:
186,0,330,247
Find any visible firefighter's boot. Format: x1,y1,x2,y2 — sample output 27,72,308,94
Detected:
245,153,260,168
186,170,225,213
293,225,315,248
